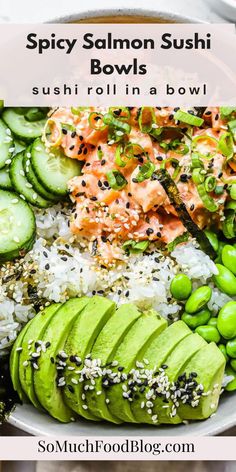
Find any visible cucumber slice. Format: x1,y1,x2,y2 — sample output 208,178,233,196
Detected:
23,149,59,202
2,108,46,141
0,166,12,190
31,138,81,197
10,152,53,208
14,139,26,155
0,118,14,169
0,190,36,262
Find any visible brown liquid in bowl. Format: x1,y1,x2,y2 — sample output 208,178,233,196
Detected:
76,15,175,24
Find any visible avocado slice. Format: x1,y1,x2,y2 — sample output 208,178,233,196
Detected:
64,296,116,421
19,304,60,409
34,297,90,423
177,342,226,420
106,310,167,423
86,303,142,423
150,332,207,425
131,320,191,423
10,317,35,402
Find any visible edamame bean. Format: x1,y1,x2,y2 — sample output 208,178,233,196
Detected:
208,318,218,327
181,309,211,329
204,230,219,252
224,366,236,392
213,264,236,297
226,337,236,358
185,286,212,314
217,301,236,339
170,274,192,300
218,343,229,361
222,245,236,275
230,359,236,371
195,325,220,343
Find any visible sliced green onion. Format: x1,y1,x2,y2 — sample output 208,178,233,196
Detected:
230,183,236,200
204,230,219,252
222,210,235,239
122,239,149,254
61,122,76,133
214,185,224,195
138,107,156,133
89,112,107,130
174,110,204,127
220,107,236,118
192,168,206,185
103,113,131,135
115,145,127,167
109,107,130,121
226,200,236,210
167,232,189,252
204,175,216,193
191,152,204,169
218,132,234,159
124,143,145,159
97,147,103,160
160,158,180,180
135,161,156,183
71,107,81,116
106,170,127,190
228,119,236,141
197,183,218,212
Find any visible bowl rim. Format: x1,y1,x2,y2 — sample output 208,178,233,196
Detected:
48,7,206,25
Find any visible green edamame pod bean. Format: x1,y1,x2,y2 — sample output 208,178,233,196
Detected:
204,230,219,252
181,309,211,330
185,286,212,314
213,264,236,297
217,301,236,339
208,318,218,327
222,245,236,276
218,343,229,361
195,325,221,343
226,337,236,358
230,359,236,371
170,274,192,300
224,366,236,391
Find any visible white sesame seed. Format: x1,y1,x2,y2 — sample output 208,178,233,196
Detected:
82,404,88,410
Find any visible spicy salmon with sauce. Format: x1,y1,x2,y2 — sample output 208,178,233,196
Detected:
44,106,236,264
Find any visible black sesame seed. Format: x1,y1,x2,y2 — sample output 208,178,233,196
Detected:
156,155,163,161
62,128,67,135
190,204,195,211
67,385,75,393
118,366,124,372
146,228,154,236
101,159,106,166
69,145,75,151
81,180,86,187
71,131,76,138
45,264,50,270
180,174,188,183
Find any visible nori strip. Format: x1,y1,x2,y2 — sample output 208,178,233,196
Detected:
154,169,216,259
0,354,18,423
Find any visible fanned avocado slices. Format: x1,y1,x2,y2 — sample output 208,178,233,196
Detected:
19,304,60,409
64,296,116,421
34,297,90,423
106,310,167,423
86,303,142,423
131,320,191,423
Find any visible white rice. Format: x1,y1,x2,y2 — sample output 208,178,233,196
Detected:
0,205,230,354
